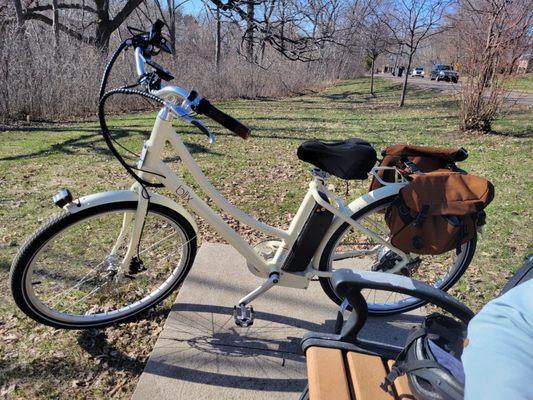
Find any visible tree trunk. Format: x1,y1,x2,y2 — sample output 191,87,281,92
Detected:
280,0,286,52
11,0,25,32
215,4,221,70
167,0,177,53
393,44,402,75
246,0,254,61
94,0,110,51
52,0,59,48
399,51,413,107
370,57,375,96
95,23,111,51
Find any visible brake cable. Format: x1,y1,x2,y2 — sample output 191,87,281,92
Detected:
98,87,167,188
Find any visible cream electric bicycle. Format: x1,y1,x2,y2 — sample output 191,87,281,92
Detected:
10,21,476,329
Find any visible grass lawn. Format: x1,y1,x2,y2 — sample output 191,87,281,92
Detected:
508,73,533,93
1,77,532,398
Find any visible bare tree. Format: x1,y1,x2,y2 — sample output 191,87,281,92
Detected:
10,0,144,49
245,0,255,59
207,0,343,62
375,0,451,106
204,0,225,68
455,0,532,131
363,18,390,95
138,0,190,53
215,4,223,68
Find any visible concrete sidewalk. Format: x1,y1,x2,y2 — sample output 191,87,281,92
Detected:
133,243,423,400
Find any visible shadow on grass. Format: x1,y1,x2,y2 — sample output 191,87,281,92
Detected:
76,306,172,373
1,126,100,134
0,358,93,385
321,90,368,101
0,130,220,162
489,129,532,138
0,259,10,272
76,330,145,374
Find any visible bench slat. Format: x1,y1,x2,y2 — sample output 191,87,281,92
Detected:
346,352,395,400
306,347,351,400
387,360,416,399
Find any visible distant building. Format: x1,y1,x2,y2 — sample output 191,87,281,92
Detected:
517,53,532,74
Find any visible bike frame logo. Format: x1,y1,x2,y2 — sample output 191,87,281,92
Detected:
175,185,193,203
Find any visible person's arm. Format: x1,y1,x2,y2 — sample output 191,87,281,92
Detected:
462,280,533,400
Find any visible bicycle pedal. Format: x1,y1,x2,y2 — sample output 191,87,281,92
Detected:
233,304,255,327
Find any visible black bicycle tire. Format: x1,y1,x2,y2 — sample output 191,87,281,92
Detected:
318,196,476,315
10,201,197,329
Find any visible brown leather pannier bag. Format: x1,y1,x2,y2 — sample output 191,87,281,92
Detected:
370,145,469,191
385,171,494,255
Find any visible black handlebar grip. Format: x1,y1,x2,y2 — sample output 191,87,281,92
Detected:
195,98,251,139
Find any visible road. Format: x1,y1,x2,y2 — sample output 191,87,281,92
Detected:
380,74,533,107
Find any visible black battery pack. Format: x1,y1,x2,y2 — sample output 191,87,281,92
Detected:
282,192,334,273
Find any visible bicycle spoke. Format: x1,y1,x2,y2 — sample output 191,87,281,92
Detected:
46,258,108,305
25,207,192,323
60,280,111,313
325,199,472,313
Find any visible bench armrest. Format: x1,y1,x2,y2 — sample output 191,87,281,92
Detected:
300,269,474,356
332,269,475,324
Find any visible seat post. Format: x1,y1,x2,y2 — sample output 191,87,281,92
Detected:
311,168,330,185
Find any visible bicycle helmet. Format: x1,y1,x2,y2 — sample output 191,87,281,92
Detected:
382,313,466,400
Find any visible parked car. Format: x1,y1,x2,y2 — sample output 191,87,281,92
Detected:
411,67,425,78
430,64,459,83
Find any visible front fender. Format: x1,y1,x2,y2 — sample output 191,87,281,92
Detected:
311,183,405,268
64,190,198,234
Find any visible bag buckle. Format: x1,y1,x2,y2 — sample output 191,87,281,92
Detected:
400,157,422,174
380,365,402,394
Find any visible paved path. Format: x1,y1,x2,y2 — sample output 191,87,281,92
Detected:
133,243,423,400
380,74,533,107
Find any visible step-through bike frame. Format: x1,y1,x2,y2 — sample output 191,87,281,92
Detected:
89,95,411,291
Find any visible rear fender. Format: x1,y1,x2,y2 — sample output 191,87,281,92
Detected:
64,190,198,234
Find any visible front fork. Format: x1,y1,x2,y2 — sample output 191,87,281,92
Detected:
109,184,149,273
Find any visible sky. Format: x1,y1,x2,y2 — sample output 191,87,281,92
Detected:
181,0,210,16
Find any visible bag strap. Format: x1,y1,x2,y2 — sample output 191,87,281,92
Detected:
393,196,415,225
380,327,427,393
381,359,444,393
455,218,470,254
446,163,467,174
415,204,430,227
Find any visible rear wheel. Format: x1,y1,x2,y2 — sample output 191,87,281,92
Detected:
10,201,197,329
318,196,476,315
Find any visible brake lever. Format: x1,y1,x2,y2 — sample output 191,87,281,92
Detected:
167,103,215,144
191,120,216,144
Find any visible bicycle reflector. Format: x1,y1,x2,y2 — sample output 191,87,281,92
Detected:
53,188,73,208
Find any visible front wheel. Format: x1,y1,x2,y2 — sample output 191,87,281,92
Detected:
318,196,476,315
10,201,197,329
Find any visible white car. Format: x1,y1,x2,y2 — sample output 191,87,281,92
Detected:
411,67,425,78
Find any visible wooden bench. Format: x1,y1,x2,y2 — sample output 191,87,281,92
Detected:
305,347,414,400
299,269,475,400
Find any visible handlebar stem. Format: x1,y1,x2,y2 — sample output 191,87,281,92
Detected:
134,47,147,77
151,86,191,103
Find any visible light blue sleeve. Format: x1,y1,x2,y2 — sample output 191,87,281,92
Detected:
462,279,533,400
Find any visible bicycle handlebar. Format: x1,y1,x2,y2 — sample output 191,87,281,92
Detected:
127,20,251,139
194,98,251,139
